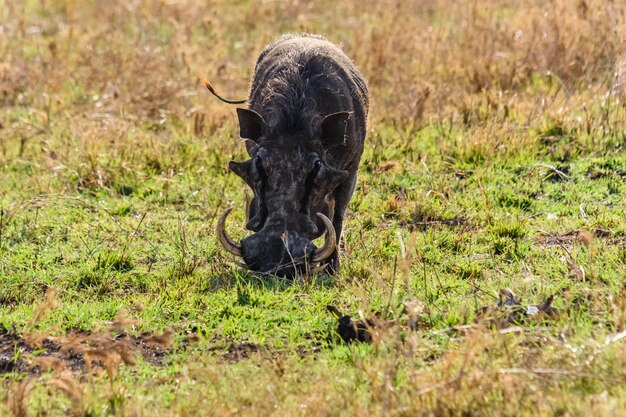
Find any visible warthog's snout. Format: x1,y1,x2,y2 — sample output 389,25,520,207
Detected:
216,208,336,277
241,231,316,277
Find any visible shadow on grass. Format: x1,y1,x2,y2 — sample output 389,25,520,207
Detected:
207,266,338,293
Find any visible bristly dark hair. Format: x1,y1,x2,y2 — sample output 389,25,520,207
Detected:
258,54,341,136
248,33,368,142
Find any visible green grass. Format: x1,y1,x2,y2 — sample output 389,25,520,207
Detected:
1,0,626,416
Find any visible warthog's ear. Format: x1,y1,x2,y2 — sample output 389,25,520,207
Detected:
319,112,350,145
237,108,266,142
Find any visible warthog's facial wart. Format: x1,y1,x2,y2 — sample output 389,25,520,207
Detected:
217,134,346,277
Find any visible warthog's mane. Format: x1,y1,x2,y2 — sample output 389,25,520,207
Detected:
261,57,342,137
251,35,349,138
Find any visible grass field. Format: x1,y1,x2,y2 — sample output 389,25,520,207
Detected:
1,0,626,415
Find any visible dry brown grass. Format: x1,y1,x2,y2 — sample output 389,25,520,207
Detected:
1,0,623,190
3,0,624,122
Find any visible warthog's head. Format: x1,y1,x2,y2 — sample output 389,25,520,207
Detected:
216,108,350,277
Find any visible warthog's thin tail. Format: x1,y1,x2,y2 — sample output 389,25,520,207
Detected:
199,75,246,104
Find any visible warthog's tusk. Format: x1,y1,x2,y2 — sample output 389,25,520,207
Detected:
216,208,242,257
234,260,248,269
312,213,336,263
308,263,329,275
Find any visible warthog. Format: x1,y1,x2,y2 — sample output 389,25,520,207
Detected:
211,34,368,277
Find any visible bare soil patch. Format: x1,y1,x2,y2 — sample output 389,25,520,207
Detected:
206,335,323,363
535,228,626,248
0,324,172,376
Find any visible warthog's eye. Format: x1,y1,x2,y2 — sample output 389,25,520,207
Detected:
255,155,267,180
313,159,322,174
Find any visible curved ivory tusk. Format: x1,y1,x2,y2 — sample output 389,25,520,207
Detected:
308,263,329,275
216,208,242,257
234,260,248,269
312,213,336,263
